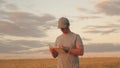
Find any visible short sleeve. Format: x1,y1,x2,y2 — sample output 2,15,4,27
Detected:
54,37,58,46
76,34,83,46
54,36,61,47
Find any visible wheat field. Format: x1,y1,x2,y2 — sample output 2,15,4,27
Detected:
0,57,120,68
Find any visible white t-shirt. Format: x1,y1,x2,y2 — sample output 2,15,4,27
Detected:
55,32,83,68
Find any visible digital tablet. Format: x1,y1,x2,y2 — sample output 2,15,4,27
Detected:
54,48,65,53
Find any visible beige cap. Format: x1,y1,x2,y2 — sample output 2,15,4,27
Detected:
58,17,70,28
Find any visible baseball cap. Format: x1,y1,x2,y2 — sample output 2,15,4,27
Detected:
58,17,70,28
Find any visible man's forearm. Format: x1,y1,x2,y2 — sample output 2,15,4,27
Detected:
70,48,84,56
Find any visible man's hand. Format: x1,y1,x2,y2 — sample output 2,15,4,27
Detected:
49,47,56,52
49,46,58,58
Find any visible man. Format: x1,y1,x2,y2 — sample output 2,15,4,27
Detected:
49,17,84,68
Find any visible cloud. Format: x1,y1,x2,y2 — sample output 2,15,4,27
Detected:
85,23,120,28
76,6,102,19
77,7,89,12
82,37,92,41
0,0,19,11
84,28,117,35
96,0,120,16
0,11,56,37
16,46,49,54
5,3,19,11
83,24,120,35
0,0,5,5
0,39,52,54
85,43,120,52
76,15,101,20
0,0,56,37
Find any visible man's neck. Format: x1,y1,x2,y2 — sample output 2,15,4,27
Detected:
64,29,71,34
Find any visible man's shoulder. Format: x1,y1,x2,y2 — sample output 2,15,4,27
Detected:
71,32,79,36
56,34,63,40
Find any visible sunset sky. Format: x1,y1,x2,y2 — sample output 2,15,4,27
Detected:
0,0,120,59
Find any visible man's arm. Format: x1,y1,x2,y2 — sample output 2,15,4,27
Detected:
69,34,84,56
69,45,84,56
49,47,58,58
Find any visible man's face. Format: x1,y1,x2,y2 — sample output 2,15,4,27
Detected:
60,28,68,34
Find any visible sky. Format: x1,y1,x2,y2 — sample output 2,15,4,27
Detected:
0,0,120,59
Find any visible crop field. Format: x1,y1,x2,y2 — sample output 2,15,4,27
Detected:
0,57,120,68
